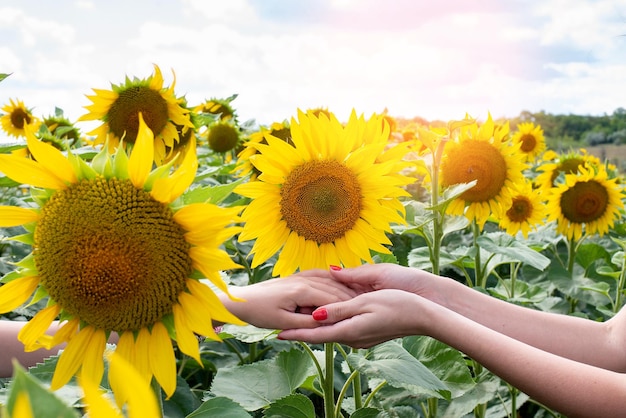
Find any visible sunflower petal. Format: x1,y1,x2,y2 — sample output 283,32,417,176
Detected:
128,113,154,189
51,326,95,390
0,275,39,313
109,352,160,418
172,304,201,363
149,322,177,398
17,304,60,351
25,129,77,185
81,375,123,418
0,154,67,189
186,279,246,325
80,328,107,387
0,206,39,227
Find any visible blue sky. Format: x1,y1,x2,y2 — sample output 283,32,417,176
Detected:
1,0,625,136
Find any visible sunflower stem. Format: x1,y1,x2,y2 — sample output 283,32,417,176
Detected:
472,220,485,288
323,342,336,418
350,348,362,410
151,377,164,417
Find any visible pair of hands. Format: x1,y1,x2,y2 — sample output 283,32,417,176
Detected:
225,264,444,348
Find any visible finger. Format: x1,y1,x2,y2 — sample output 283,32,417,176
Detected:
329,264,380,291
310,298,365,325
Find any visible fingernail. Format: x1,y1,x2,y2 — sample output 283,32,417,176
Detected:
312,308,328,321
330,265,342,271
276,334,285,340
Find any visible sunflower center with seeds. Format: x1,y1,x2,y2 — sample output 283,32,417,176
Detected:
519,134,537,152
441,140,508,203
560,180,609,223
10,107,31,129
506,196,532,222
107,86,169,143
280,160,362,243
34,177,192,332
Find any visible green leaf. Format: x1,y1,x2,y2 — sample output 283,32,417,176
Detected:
350,407,389,417
5,363,79,418
186,396,251,418
402,336,475,398
0,73,11,82
427,181,476,211
347,341,450,400
477,232,550,272
163,375,202,417
263,393,315,418
183,178,245,205
210,348,315,411
219,324,277,343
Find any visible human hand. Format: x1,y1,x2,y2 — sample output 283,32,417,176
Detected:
277,289,435,348
327,263,445,303
221,270,357,330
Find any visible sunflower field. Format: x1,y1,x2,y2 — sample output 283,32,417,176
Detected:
1,67,625,418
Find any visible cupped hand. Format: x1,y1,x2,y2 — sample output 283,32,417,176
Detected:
327,263,444,303
277,289,435,348
221,271,357,330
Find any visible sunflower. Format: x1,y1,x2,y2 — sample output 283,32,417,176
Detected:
235,109,412,277
511,122,545,163
535,149,601,193
440,114,527,229
78,64,193,164
0,116,245,398
1,98,41,138
207,120,241,153
235,121,292,179
546,163,624,241
498,180,547,238
194,95,238,122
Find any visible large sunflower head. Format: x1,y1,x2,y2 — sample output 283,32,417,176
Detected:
0,116,244,398
440,114,528,229
235,109,412,277
1,98,41,138
78,64,193,165
546,162,624,241
498,180,547,238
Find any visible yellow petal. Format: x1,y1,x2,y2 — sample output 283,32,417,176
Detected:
81,376,123,418
80,328,107,386
151,137,197,203
172,303,201,363
0,154,67,190
178,292,221,341
51,326,95,390
0,275,39,313
0,206,39,227
25,129,77,185
149,322,177,398
108,352,160,418
128,113,154,189
134,328,153,384
186,279,246,325
18,304,60,351
12,392,35,418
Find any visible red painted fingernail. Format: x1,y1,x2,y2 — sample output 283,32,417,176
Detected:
330,265,342,271
312,308,328,321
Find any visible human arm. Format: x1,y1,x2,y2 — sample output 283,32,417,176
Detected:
0,320,65,378
278,289,626,418
318,263,626,372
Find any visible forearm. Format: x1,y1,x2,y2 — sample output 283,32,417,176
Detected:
426,302,626,417
0,320,65,378
435,277,624,370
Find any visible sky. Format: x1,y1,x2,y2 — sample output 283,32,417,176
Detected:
1,0,625,136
